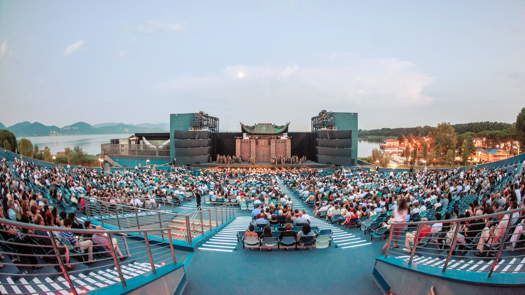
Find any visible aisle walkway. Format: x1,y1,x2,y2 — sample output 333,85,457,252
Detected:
198,216,252,253
279,178,372,250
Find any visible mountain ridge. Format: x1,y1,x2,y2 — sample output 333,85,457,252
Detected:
1,121,170,137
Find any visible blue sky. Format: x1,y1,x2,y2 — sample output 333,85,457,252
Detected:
0,0,524,131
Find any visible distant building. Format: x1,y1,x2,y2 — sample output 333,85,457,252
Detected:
472,148,510,163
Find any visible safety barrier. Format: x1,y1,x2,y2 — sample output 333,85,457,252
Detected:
383,208,525,278
85,200,237,246
0,218,179,295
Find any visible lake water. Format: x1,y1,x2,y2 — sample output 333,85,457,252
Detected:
26,134,131,155
24,134,380,157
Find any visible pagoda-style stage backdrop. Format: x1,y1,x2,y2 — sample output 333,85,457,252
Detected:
236,123,291,162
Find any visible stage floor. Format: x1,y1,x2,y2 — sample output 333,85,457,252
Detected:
190,160,332,169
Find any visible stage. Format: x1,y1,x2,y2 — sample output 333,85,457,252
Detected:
189,160,333,169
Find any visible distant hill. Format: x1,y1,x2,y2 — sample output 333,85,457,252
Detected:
9,121,61,137
6,121,169,137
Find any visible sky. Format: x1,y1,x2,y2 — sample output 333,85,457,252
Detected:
0,0,524,131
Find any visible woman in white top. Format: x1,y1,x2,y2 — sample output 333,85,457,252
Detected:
383,198,409,252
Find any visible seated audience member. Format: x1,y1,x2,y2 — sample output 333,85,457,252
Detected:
244,224,259,239
59,219,94,263
261,225,273,238
404,218,431,250
255,213,269,226
279,223,296,240
92,226,127,260
297,223,315,241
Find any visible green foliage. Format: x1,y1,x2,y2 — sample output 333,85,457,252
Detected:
17,138,34,157
0,129,17,152
422,143,428,160
55,154,68,164
369,148,390,167
430,123,457,159
43,147,52,162
517,107,525,145
446,149,455,164
410,148,417,165
460,135,475,164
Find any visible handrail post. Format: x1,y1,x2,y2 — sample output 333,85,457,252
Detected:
107,233,127,288
158,212,164,239
408,224,421,266
135,209,140,229
215,207,219,226
167,229,177,264
442,221,460,272
144,232,156,274
49,231,78,295
116,209,121,229
383,223,394,257
488,213,513,278
199,210,204,234
185,215,193,244
208,208,212,230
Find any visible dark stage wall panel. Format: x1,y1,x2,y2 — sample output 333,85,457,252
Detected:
289,132,316,160
211,133,242,158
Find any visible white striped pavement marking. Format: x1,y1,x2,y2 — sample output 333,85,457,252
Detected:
431,259,445,267
199,247,234,252
423,257,440,265
494,259,506,272
205,241,238,246
6,277,22,294
416,257,434,264
333,238,361,243
513,257,525,273
458,260,475,270
33,278,51,292
44,277,68,295
340,242,372,249
89,272,114,284
467,260,484,271
98,270,120,282
19,278,37,294
202,244,236,249
0,284,7,295
78,274,107,288
477,260,494,272
413,256,426,262
67,276,95,291
337,240,369,246
502,258,517,272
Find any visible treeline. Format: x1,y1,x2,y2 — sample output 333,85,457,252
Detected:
360,121,516,141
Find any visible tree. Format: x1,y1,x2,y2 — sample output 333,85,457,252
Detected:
410,148,417,165
446,149,455,164
461,135,475,164
430,123,457,160
17,138,34,157
516,107,525,146
43,147,52,162
0,129,17,152
370,148,390,167
422,143,428,160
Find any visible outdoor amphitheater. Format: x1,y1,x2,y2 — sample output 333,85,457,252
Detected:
0,128,525,294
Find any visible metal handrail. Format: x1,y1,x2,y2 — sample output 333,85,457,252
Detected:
85,198,238,245
0,218,177,295
383,207,525,277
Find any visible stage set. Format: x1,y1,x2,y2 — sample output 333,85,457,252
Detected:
168,110,359,167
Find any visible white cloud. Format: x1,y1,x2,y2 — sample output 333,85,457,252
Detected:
0,41,9,60
155,55,433,130
137,21,183,34
64,40,85,56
